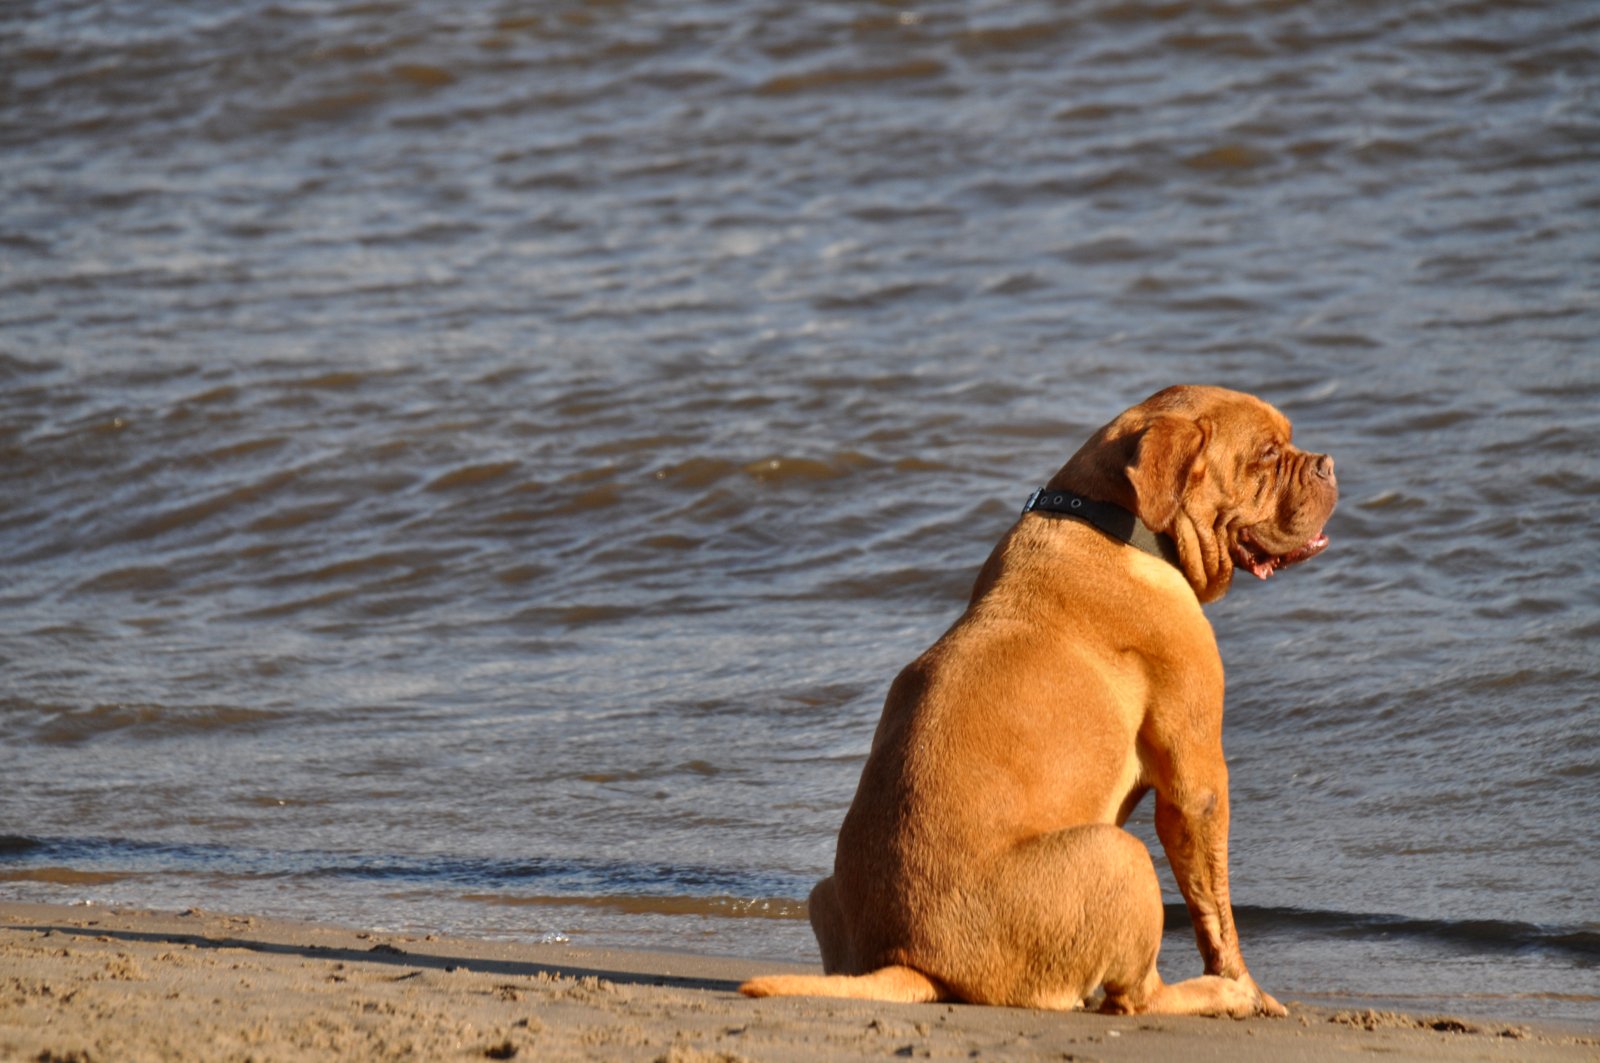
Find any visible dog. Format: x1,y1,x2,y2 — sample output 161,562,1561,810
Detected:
741,385,1337,1016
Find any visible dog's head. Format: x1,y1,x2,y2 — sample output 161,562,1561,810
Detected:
1055,385,1338,603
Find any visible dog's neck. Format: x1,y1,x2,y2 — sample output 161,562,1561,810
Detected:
1022,487,1181,570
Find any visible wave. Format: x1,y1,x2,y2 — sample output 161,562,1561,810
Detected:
0,835,812,907
1,701,293,745
4,835,1593,966
1203,904,1600,966
463,893,807,922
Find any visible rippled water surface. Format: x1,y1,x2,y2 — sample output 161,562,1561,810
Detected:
3,0,1597,1026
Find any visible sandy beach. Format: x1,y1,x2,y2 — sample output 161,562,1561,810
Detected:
2,902,1593,1063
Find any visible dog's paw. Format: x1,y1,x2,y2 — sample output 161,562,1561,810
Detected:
1240,975,1287,1018
1215,976,1260,1018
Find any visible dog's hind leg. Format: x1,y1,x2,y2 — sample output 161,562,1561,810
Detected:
940,824,1169,1010
1102,968,1257,1017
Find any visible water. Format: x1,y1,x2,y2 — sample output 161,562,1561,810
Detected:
3,0,1597,1028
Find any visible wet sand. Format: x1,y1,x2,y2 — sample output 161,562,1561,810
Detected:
2,902,1593,1062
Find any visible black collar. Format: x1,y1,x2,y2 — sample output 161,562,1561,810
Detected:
1023,487,1181,570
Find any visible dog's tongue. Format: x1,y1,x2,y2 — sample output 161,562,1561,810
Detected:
1246,531,1330,580
1228,531,1331,582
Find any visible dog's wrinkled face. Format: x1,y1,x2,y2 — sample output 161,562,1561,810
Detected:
1198,397,1336,583
1059,385,1339,603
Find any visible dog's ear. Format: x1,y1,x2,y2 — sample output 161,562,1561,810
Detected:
1124,416,1208,530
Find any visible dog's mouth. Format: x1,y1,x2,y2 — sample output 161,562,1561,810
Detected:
1232,527,1330,581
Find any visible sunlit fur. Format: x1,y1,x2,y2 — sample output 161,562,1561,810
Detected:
740,386,1337,1016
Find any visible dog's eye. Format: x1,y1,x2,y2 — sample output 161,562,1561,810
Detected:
1259,444,1280,464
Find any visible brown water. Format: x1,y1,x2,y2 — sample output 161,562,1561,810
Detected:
2,0,1598,1026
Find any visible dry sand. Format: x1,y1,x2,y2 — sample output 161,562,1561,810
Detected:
2,901,1594,1062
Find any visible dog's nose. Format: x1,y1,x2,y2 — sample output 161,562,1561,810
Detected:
1313,454,1336,485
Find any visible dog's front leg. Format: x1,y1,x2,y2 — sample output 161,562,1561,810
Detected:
1153,781,1286,1016
1153,781,1241,976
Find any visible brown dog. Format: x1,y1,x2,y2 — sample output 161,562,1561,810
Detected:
741,386,1337,1016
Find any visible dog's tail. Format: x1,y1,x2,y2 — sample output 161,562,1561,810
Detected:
739,965,948,1004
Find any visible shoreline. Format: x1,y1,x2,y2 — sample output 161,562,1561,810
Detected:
2,901,1594,1062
